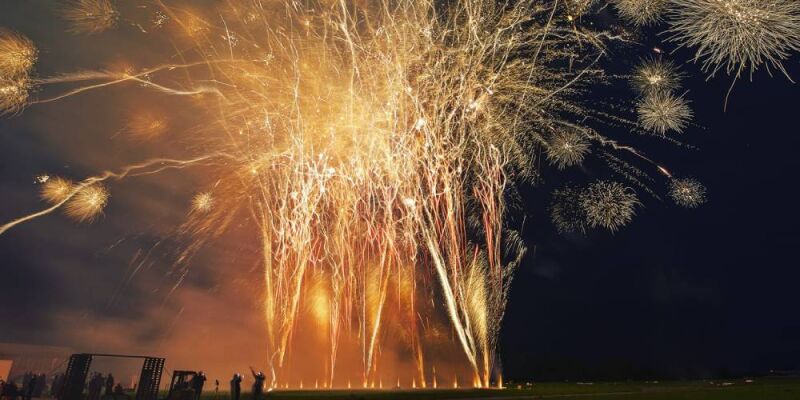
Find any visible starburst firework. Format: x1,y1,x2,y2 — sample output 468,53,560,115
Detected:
40,177,75,205
0,29,37,79
670,178,707,208
612,0,669,26
0,77,30,116
637,91,693,135
632,58,683,95
547,130,591,170
191,192,214,213
124,111,168,140
550,185,589,234
64,183,109,223
667,0,800,78
63,0,120,34
580,181,640,232
565,0,598,17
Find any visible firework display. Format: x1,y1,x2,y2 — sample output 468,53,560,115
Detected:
0,0,795,390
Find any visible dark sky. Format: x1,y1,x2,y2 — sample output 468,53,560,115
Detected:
1,1,799,383
503,45,800,379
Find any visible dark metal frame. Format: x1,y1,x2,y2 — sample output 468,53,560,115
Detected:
59,354,165,400
164,370,197,400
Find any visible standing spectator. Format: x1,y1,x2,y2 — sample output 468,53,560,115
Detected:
2,380,20,400
248,369,264,400
50,374,64,398
24,375,37,400
48,376,57,398
88,374,103,400
228,374,241,400
104,374,115,399
19,372,33,400
190,372,206,400
32,375,45,398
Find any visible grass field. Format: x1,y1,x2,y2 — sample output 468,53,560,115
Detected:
202,377,800,400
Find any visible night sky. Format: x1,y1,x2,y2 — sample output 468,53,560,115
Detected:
1,1,799,382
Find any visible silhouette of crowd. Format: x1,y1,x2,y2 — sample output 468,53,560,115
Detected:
85,373,127,400
1,368,275,400
0,372,65,400
0,371,133,400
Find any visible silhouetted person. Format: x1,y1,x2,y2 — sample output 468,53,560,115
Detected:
190,372,206,400
50,374,64,398
23,375,36,400
229,374,241,400
113,384,124,397
58,373,66,395
20,375,30,398
104,374,115,399
2,380,20,400
33,374,45,398
137,373,151,398
248,369,264,400
88,373,103,400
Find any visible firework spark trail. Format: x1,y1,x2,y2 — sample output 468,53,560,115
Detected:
0,154,231,235
28,60,249,106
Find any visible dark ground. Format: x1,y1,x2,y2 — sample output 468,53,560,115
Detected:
193,377,800,400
